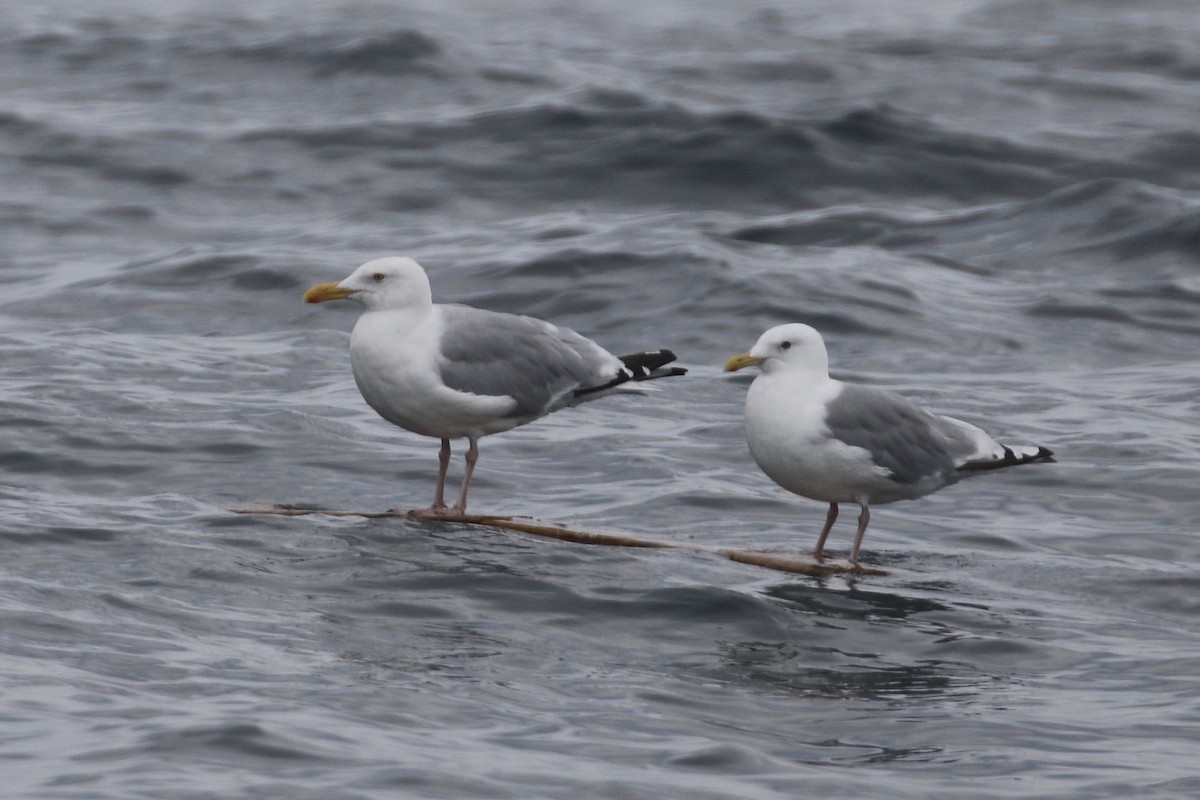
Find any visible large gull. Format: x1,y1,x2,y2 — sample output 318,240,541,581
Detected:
725,323,1053,566
303,257,686,516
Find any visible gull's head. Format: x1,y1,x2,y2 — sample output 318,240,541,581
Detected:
725,323,829,376
303,257,434,311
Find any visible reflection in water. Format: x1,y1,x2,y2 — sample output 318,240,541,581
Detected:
718,639,967,701
762,582,954,621
712,582,984,703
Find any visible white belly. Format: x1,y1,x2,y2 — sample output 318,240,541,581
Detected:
349,313,516,439
744,375,895,504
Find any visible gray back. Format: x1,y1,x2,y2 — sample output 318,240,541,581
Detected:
824,384,957,485
436,304,616,418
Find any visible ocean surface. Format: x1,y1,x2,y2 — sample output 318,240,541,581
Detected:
3,0,1200,797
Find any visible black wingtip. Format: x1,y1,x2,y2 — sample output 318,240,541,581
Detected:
618,349,688,380
958,444,1056,473
619,349,676,372
1033,445,1056,464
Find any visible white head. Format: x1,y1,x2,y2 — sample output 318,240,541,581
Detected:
725,323,830,377
303,257,433,312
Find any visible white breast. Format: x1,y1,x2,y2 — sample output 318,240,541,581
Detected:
349,308,516,439
744,374,892,504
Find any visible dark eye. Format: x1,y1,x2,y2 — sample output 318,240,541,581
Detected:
372,273,386,282
780,340,792,350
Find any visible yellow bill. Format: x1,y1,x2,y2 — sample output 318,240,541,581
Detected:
303,282,356,304
724,352,764,372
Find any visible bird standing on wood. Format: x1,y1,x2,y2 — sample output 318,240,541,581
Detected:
726,323,1053,566
304,257,686,516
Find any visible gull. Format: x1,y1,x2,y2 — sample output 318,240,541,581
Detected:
726,323,1053,565
303,257,685,516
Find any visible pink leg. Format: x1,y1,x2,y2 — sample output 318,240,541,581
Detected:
848,502,870,566
432,438,451,510
451,436,480,514
408,439,453,518
813,502,838,560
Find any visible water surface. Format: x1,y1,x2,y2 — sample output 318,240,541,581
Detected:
3,1,1200,798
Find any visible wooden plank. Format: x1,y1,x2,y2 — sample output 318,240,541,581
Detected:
229,505,887,577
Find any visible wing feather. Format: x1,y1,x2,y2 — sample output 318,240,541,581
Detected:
435,305,622,418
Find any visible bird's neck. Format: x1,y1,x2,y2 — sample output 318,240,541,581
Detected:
761,358,830,384
752,363,834,404
354,303,433,339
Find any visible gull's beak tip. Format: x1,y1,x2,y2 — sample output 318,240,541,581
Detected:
303,282,353,304
725,353,763,372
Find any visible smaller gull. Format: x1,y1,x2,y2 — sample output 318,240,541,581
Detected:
725,323,1053,566
304,257,686,516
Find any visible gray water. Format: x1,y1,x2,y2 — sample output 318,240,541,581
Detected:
3,1,1200,797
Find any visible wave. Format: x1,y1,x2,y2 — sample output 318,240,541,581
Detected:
12,17,444,75
226,28,445,77
238,99,1100,211
724,177,1200,268
1,110,195,187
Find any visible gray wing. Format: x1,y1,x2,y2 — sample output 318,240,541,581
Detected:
435,304,622,418
824,384,958,485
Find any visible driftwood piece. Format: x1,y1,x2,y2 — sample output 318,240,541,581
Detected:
229,505,888,577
